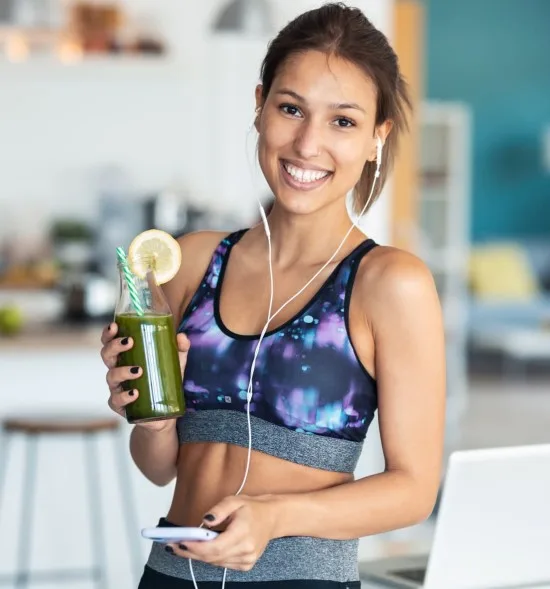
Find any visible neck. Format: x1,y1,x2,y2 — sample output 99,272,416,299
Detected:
259,199,365,269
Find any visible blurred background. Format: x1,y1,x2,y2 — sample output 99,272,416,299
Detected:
0,0,548,587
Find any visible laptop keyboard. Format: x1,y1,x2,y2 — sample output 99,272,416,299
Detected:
392,567,427,584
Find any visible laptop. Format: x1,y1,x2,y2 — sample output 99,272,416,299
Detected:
359,444,550,589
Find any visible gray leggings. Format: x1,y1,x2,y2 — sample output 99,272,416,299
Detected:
138,566,361,588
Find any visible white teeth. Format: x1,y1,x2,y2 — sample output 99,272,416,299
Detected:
283,162,329,183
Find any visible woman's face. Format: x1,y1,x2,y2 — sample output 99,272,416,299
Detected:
256,50,385,217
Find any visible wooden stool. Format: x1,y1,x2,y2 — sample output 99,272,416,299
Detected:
0,414,142,588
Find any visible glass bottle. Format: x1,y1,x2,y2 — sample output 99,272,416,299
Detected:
114,257,185,423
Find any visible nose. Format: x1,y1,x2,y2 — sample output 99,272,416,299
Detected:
293,119,322,159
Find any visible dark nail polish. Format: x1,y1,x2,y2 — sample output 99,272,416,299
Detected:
130,366,139,374
204,513,216,522
128,390,135,397
178,544,188,551
165,546,174,554
121,337,129,345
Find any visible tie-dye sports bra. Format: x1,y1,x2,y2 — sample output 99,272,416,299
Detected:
176,229,379,473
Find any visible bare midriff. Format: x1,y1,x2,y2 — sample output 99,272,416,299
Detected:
166,442,353,527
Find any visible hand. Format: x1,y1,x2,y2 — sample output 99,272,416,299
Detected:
100,322,190,432
167,495,279,571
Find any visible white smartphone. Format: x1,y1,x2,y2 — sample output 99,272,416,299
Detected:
141,527,219,543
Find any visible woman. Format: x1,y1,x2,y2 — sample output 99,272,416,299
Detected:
100,3,446,588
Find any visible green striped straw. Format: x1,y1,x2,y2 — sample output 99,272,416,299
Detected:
116,246,144,316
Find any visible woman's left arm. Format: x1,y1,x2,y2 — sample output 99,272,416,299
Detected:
270,250,447,540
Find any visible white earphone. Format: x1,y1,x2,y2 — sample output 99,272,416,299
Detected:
189,126,384,589
376,135,383,174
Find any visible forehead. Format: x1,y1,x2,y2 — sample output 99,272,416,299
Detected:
272,50,377,106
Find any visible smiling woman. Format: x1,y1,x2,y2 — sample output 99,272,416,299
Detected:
255,50,389,215
100,3,446,589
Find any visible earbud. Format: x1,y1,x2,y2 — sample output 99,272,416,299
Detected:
376,136,383,166
375,136,383,178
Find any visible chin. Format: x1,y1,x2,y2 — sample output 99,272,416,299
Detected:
274,190,328,216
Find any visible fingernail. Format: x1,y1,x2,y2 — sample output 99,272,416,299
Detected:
128,390,135,397
130,366,139,374
165,546,174,554
121,337,129,345
204,513,216,522
107,323,111,332
178,543,188,551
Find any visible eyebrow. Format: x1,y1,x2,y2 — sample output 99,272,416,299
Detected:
275,88,366,113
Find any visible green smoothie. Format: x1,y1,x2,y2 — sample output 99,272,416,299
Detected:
116,312,185,423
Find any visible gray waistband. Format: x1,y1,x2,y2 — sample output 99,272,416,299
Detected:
147,534,359,583
177,410,363,473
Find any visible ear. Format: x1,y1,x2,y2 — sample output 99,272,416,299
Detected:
254,84,264,132
255,84,263,108
370,119,393,161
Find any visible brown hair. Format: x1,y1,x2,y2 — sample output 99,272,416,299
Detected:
259,2,411,213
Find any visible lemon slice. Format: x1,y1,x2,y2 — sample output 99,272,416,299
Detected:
128,229,181,285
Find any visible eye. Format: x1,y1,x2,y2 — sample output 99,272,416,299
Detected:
279,103,303,118
334,117,355,128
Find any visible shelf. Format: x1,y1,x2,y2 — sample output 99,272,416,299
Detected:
0,54,180,74
0,25,59,40
0,25,170,67
0,51,174,63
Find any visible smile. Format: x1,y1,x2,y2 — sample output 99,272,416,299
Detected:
280,160,332,190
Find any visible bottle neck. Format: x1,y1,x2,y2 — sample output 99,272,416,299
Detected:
116,264,171,316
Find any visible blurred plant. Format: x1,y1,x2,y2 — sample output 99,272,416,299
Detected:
50,219,94,244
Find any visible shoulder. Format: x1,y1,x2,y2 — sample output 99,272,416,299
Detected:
176,230,232,270
163,230,233,319
355,244,440,318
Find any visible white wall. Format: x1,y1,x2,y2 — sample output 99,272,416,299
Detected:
0,0,395,583
0,0,394,244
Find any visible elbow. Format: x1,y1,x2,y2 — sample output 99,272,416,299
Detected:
396,473,439,526
411,501,435,525
399,499,434,529
151,476,175,488
147,468,177,487
147,465,177,487
409,485,439,524
132,457,177,487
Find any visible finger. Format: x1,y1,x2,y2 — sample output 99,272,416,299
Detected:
108,388,137,416
177,332,190,352
106,365,142,391
101,336,134,369
166,543,213,562
167,538,229,564
202,496,244,528
176,333,191,377
177,523,248,564
100,322,118,345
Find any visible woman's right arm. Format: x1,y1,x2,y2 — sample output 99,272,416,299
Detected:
100,322,190,486
100,230,229,486
128,412,179,487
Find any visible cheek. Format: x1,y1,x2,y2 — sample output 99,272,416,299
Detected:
256,135,272,179
332,139,370,178
261,119,293,155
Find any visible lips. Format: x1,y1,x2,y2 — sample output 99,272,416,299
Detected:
280,160,333,191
